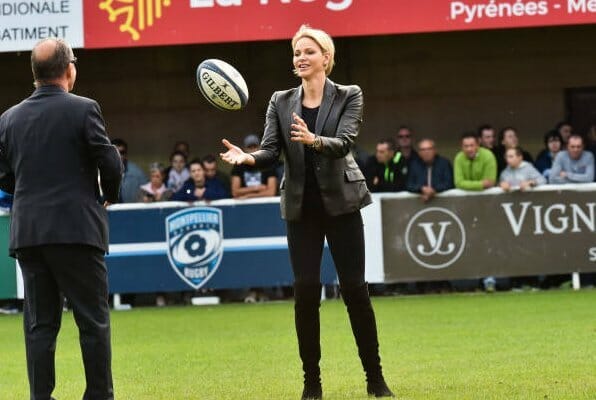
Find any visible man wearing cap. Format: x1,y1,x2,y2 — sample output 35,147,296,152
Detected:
230,134,278,199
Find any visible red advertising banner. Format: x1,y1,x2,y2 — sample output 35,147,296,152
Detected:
83,0,596,49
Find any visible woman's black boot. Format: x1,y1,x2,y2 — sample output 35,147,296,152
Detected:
341,283,394,398
294,283,323,400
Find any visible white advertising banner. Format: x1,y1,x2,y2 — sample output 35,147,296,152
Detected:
0,0,83,53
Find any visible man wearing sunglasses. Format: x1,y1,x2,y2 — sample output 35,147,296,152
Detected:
395,125,420,168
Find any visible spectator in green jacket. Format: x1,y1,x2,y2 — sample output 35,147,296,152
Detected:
454,132,497,191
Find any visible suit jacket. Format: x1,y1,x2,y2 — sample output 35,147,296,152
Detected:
251,79,371,220
0,85,122,255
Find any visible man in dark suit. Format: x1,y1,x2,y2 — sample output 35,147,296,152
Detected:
0,38,122,400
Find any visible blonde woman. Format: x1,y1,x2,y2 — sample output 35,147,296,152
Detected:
220,25,393,399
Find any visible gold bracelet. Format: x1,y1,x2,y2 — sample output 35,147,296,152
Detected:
311,136,323,151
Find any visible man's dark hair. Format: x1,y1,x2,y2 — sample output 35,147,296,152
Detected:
201,154,217,164
477,124,494,136
461,132,478,142
31,39,73,84
188,158,203,168
377,138,396,152
169,150,187,162
111,138,128,151
543,130,562,147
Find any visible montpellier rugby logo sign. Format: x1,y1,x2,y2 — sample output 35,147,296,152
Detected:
405,207,466,269
165,207,223,289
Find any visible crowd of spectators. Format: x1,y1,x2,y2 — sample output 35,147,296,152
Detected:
111,120,595,208
112,134,280,205
361,122,594,199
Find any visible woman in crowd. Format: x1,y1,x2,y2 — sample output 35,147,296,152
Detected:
219,25,393,399
555,121,573,145
534,130,563,180
165,150,190,192
494,126,534,174
139,162,170,202
499,147,545,191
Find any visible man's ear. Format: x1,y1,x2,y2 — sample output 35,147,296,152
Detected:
66,63,75,80
65,63,76,91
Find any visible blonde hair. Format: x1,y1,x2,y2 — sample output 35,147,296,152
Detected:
291,25,335,76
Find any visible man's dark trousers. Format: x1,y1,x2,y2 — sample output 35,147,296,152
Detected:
18,244,113,400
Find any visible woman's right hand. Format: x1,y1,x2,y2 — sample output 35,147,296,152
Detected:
219,139,254,166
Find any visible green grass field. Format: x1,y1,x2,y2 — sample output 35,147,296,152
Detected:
1,290,595,399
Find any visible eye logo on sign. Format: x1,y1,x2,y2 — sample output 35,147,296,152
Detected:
99,0,171,41
404,207,466,269
165,207,223,289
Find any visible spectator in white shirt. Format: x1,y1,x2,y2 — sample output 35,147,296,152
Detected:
499,147,545,192
549,135,594,184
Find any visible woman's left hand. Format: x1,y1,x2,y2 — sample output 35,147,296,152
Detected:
290,112,315,145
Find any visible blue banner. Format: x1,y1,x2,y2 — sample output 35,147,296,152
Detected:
106,200,338,294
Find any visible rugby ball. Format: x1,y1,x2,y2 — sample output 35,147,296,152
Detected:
196,59,249,111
